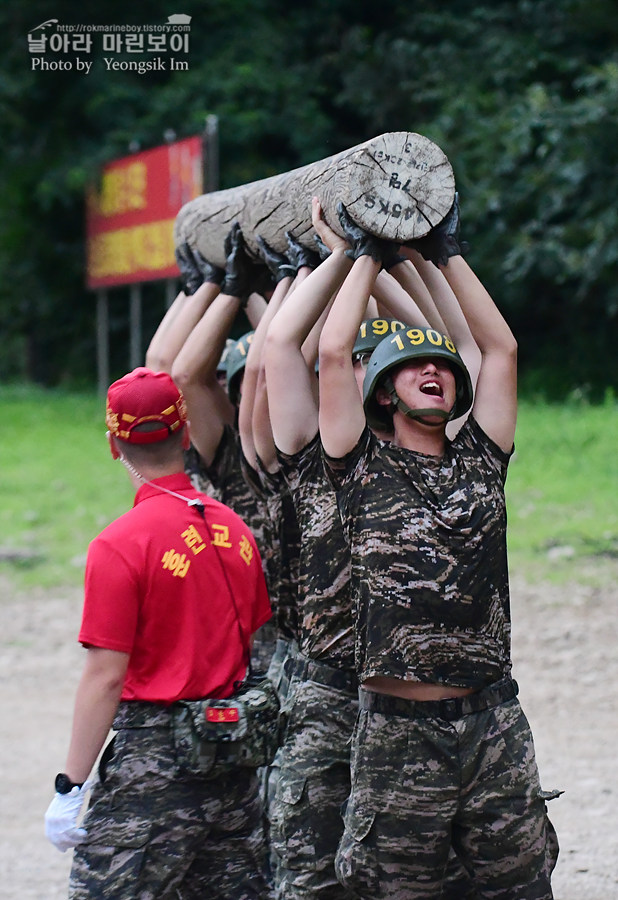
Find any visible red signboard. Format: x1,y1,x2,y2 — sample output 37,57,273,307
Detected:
86,136,203,289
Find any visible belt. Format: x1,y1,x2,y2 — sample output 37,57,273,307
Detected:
284,656,359,695
359,677,518,722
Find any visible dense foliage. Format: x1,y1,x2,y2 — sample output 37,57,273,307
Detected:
1,0,617,394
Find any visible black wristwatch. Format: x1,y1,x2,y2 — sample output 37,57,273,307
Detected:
55,773,84,794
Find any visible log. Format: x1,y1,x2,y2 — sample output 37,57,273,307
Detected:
174,131,455,267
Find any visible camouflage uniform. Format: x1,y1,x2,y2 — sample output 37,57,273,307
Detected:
184,442,219,499
325,419,559,899
69,702,272,900
249,460,302,889
272,672,359,900
273,437,476,899
248,457,301,669
187,425,276,670
240,454,281,672
191,433,303,890
186,425,264,551
273,435,357,899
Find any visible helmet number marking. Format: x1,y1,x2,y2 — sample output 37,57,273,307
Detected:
235,334,253,356
390,329,457,355
359,318,405,339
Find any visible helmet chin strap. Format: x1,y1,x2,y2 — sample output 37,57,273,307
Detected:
384,376,451,425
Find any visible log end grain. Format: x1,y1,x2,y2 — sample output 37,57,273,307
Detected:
332,132,455,242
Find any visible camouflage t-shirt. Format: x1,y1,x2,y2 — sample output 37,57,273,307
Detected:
186,425,266,571
250,457,300,644
237,452,279,671
324,418,513,689
184,444,218,499
277,434,354,671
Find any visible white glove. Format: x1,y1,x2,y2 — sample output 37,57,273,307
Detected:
44,782,92,852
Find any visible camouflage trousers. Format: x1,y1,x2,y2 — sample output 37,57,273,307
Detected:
270,659,360,899
267,638,300,704
69,702,272,900
261,639,301,888
252,619,280,673
335,679,560,899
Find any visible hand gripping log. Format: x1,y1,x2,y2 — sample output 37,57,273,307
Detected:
174,132,455,267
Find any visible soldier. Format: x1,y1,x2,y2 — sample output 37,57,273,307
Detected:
44,367,272,899
168,226,276,668
239,229,327,682
262,200,478,900
263,217,357,900
145,229,268,510
317,198,560,899
238,232,325,888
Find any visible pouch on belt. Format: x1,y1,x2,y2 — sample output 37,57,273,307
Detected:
172,673,281,777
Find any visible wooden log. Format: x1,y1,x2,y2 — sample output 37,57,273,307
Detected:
174,131,455,267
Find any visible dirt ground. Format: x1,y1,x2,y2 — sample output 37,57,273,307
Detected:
1,563,616,899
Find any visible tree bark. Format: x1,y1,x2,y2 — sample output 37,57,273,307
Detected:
174,132,455,268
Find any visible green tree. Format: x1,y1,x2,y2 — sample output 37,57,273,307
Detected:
1,0,617,393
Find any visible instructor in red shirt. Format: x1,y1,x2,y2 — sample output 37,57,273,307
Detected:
45,367,272,899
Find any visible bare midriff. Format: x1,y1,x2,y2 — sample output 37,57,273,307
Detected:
363,675,475,701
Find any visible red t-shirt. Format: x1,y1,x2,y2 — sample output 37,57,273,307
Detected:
79,473,271,702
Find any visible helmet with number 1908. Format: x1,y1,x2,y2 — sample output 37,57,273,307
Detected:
362,326,473,431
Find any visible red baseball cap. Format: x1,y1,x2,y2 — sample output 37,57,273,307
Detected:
106,367,188,444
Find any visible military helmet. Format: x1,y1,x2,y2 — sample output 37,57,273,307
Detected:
217,338,236,375
226,331,254,405
353,317,407,358
315,317,407,375
363,326,473,431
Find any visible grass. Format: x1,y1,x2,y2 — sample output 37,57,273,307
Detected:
0,385,616,591
0,385,133,590
505,391,618,585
